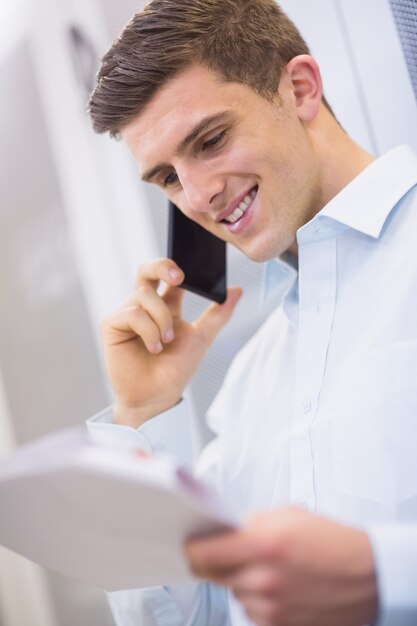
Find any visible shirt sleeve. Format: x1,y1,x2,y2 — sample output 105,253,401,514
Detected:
86,404,230,626
107,583,230,626
368,523,417,626
86,400,194,466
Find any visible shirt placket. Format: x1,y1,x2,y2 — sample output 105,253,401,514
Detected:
289,233,337,511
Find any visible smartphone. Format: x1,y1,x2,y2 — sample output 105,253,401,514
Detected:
167,202,227,304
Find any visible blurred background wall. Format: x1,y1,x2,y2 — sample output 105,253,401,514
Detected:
0,0,416,624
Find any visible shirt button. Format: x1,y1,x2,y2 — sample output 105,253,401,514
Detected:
302,400,312,414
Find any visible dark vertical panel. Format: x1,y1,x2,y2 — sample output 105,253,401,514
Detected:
389,0,417,101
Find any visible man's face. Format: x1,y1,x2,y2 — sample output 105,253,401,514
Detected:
122,64,321,262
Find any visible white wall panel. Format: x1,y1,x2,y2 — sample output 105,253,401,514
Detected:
279,0,376,151
339,0,417,154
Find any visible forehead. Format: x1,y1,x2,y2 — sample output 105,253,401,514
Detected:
121,64,254,166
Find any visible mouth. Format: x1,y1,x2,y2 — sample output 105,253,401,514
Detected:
220,186,258,225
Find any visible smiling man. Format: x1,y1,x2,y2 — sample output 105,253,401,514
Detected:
87,1,417,625
121,61,372,263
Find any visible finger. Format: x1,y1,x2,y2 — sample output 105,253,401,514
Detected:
239,596,283,626
185,528,262,579
133,450,152,460
160,283,186,320
124,286,176,343
223,563,283,599
135,258,184,291
103,306,164,354
192,287,243,348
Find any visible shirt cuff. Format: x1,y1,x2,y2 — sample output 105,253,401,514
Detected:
86,401,194,467
107,587,186,626
368,523,417,626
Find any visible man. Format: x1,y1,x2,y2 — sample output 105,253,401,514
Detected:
87,1,417,624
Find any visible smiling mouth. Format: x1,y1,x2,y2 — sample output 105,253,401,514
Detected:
222,186,258,224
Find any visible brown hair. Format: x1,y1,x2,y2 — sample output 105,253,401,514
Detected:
89,0,320,138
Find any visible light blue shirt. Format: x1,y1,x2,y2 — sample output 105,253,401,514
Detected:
88,145,417,626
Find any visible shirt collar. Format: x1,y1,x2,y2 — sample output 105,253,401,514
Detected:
316,145,417,239
262,145,417,307
261,253,298,311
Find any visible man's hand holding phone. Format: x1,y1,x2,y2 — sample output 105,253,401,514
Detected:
100,258,242,428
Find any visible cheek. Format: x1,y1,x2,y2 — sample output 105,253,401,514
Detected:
224,142,262,174
226,140,286,185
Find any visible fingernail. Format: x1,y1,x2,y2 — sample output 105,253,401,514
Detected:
164,328,174,342
154,342,163,353
134,450,151,460
169,269,182,281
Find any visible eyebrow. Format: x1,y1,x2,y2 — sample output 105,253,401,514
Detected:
141,111,230,183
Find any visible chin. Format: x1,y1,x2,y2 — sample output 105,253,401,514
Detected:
245,250,276,263
240,237,293,263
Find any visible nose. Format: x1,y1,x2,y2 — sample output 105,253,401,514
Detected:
178,164,225,214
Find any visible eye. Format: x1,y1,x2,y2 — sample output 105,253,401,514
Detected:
162,171,178,187
202,130,226,151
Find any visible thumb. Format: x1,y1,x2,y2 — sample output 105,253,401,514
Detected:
192,287,243,346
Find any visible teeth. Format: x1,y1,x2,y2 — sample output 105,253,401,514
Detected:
224,188,257,224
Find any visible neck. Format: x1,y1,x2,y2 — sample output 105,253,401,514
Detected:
313,106,376,211
287,107,376,257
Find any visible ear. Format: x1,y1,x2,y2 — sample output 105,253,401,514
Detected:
284,54,323,123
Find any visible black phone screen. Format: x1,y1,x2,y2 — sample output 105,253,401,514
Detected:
167,202,227,304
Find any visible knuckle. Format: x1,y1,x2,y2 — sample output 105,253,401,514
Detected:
159,307,173,328
141,315,159,336
135,259,160,282
137,284,154,299
99,315,115,334
135,263,148,282
142,329,160,350
162,256,177,269
256,535,281,561
126,306,150,335
155,257,175,275
255,571,280,597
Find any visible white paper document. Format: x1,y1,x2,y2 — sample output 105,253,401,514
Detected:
0,428,238,591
